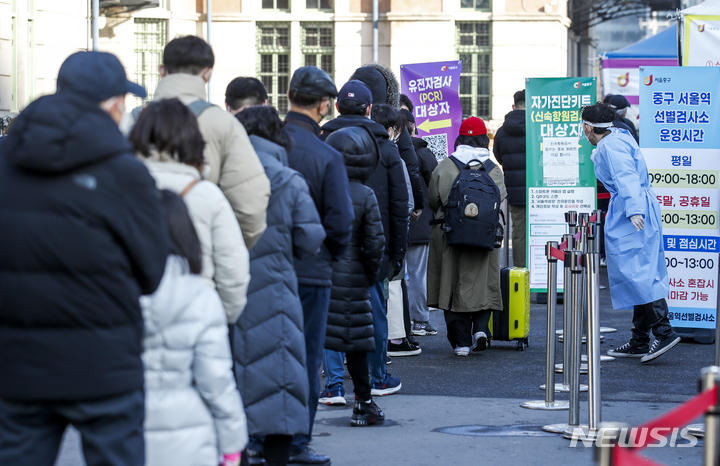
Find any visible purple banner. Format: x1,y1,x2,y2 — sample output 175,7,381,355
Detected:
400,60,463,160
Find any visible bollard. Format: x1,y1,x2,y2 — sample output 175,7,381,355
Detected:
586,250,602,435
523,242,568,410
566,250,584,433
701,366,720,466
594,422,628,466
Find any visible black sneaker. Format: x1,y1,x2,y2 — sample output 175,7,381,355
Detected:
246,449,266,465
607,341,649,358
387,338,421,356
351,398,385,426
287,448,331,466
641,336,681,363
407,335,420,347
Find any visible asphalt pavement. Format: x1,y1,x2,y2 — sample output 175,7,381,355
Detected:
54,265,715,466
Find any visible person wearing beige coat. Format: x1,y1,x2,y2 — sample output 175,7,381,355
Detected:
130,36,270,250
427,117,507,357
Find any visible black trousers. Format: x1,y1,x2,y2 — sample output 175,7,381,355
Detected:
0,389,144,466
630,298,676,346
444,310,492,348
345,351,372,402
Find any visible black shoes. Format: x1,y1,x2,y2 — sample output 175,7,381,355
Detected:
351,398,385,426
641,335,681,363
387,337,421,356
607,341,649,358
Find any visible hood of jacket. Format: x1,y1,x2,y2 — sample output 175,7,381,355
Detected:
152,73,207,103
141,153,201,193
452,145,491,166
249,134,289,167
501,109,526,138
321,114,390,141
4,92,131,174
411,136,428,150
350,63,400,108
325,126,379,184
142,255,201,333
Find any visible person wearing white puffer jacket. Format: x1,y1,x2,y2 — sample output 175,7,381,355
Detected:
129,98,250,324
142,189,247,466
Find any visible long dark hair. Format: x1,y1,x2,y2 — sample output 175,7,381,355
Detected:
128,99,205,167
159,190,202,275
235,106,292,153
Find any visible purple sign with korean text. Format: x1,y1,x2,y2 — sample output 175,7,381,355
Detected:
400,60,463,160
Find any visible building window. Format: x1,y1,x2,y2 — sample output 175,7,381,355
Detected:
301,23,333,76
262,0,289,9
257,23,291,114
456,22,491,119
306,0,333,9
460,0,491,10
134,19,166,107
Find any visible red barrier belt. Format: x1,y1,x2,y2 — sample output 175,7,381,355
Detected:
598,193,611,199
612,387,717,466
634,387,716,448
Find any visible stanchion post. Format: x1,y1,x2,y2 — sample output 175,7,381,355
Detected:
594,423,628,466
565,211,578,229
524,242,569,410
567,250,583,429
546,241,559,403
701,366,720,466
586,250,601,434
561,233,575,389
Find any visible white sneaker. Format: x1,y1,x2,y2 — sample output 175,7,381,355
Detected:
454,346,470,357
472,331,488,352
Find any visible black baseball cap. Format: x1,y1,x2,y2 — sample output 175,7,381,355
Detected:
608,94,630,110
289,66,338,98
337,80,373,108
57,51,147,102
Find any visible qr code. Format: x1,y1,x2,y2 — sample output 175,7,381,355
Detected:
422,133,448,161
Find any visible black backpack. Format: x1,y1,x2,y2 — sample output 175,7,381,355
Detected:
433,156,503,251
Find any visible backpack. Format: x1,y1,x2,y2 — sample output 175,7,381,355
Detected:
434,156,503,251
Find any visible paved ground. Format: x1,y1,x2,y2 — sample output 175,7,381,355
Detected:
55,266,715,466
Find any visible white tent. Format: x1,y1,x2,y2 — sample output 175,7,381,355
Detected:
680,0,720,66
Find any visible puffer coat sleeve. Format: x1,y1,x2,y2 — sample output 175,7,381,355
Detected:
361,190,386,284
290,175,327,260
193,290,249,455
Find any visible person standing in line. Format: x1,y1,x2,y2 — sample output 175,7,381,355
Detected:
133,35,271,250
142,190,247,466
225,77,269,115
403,109,440,337
493,90,528,268
607,94,639,142
0,51,169,466
318,81,409,399
284,66,355,466
427,117,507,357
234,106,327,466
324,126,387,426
130,98,250,324
371,104,420,358
582,103,681,363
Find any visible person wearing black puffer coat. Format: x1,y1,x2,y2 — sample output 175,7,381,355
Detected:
325,126,386,427
493,90,527,268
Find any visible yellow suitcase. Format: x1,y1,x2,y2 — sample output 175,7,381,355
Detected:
488,267,530,350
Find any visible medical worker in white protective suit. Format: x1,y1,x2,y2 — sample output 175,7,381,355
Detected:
581,103,680,364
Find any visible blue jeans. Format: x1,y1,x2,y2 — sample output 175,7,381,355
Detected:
367,280,388,385
291,285,331,455
322,349,345,388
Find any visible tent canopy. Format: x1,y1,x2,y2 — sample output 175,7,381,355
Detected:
603,24,678,59
681,0,720,15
